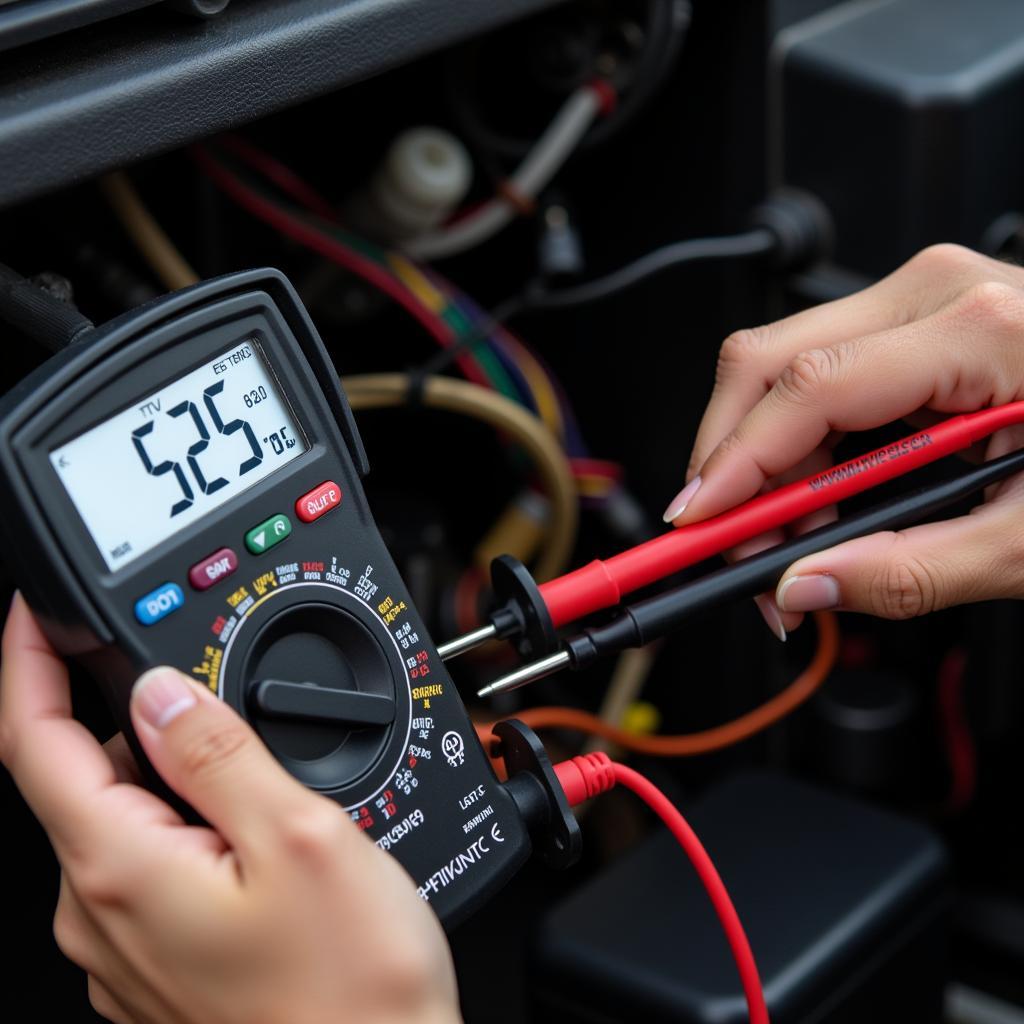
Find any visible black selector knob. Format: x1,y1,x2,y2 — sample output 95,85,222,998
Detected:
242,602,398,792
251,680,396,727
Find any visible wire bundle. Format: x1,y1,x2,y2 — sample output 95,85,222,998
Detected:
190,138,624,506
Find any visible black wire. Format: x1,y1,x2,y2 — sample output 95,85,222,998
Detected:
523,227,777,311
564,447,1024,667
0,263,94,352
409,292,530,389
411,227,777,383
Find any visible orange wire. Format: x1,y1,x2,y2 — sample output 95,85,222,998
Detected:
476,610,838,757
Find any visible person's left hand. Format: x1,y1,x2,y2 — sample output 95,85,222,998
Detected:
0,593,460,1024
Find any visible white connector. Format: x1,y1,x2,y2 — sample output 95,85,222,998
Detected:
354,127,473,242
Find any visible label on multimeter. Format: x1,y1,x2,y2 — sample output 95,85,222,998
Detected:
0,270,531,927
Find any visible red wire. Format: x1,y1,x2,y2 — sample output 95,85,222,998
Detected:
215,135,339,221
610,763,770,1024
937,648,976,814
569,457,623,481
454,566,484,633
190,147,492,389
539,406,1024,628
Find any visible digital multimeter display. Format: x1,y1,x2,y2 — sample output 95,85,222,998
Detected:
50,339,307,571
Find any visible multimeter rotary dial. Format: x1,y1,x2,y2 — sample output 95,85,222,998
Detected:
218,582,413,804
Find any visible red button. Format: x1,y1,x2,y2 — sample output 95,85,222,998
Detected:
296,480,343,523
188,547,238,591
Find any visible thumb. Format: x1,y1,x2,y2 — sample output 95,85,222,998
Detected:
774,511,1013,619
130,667,307,853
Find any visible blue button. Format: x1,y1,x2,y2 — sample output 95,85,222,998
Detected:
134,583,185,626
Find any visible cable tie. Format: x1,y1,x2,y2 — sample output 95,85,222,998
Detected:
588,78,618,117
404,366,429,409
497,179,537,217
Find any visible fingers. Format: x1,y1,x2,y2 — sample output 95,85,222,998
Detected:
56,877,145,1024
88,976,133,1024
130,667,332,861
679,282,1024,524
688,282,911,478
774,504,1020,619
685,243,1024,482
54,874,107,977
103,734,141,786
0,596,121,859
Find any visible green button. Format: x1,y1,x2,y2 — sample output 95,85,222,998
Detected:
245,513,292,554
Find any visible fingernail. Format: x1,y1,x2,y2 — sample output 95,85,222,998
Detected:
132,668,197,729
753,594,787,642
662,476,702,523
777,573,841,613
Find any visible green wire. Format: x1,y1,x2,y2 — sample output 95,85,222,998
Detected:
213,156,526,406
440,304,521,402
321,223,520,399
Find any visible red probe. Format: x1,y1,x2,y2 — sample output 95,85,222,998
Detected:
439,402,1024,662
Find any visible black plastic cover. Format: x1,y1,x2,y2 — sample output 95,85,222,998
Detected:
775,0,1024,274
535,772,949,1023
0,0,564,208
0,0,160,52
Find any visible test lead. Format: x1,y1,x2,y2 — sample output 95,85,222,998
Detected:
444,402,1024,665
476,446,1024,698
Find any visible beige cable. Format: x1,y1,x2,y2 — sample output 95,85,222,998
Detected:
100,172,200,291
584,641,663,757
343,374,577,581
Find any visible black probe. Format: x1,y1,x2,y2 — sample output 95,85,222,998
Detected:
477,447,1024,696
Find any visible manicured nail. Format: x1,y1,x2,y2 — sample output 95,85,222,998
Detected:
132,667,197,729
753,594,787,642
777,573,841,613
662,476,702,523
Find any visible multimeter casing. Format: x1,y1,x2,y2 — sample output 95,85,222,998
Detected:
0,269,531,928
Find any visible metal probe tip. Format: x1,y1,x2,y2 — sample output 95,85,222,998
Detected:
437,623,499,662
476,650,571,699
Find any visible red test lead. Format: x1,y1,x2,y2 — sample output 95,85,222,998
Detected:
552,752,770,1024
438,401,1024,662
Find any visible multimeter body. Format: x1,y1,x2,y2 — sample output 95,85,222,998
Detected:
0,269,532,927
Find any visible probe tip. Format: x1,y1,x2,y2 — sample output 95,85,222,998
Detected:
437,622,499,662
476,649,572,698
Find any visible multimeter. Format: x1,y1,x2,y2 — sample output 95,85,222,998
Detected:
0,269,576,927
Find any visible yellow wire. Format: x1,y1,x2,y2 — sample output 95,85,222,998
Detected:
386,253,449,314
100,172,200,290
494,332,565,440
388,251,565,440
574,474,618,497
343,374,577,581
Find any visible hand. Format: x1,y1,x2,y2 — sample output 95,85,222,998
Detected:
663,244,1024,629
0,594,460,1024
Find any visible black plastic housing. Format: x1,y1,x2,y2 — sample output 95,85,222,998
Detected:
0,0,562,208
775,0,1024,275
534,772,950,1023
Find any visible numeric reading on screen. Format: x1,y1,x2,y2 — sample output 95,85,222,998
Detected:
50,340,307,571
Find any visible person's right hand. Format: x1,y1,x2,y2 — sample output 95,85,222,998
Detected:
663,244,1024,632
0,594,461,1024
